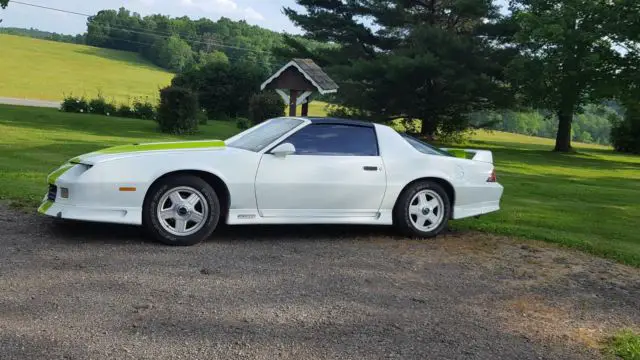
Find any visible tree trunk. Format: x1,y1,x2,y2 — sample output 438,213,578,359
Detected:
420,119,437,140
554,110,573,152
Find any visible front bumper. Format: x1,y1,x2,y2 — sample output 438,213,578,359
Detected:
37,164,144,225
38,196,142,225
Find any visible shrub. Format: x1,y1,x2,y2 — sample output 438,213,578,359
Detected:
132,97,157,120
156,86,199,134
236,117,250,130
115,104,135,118
172,60,268,119
196,109,208,125
248,92,285,125
611,106,640,154
88,95,116,116
60,95,89,113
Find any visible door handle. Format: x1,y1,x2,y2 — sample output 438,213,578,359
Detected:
363,166,379,171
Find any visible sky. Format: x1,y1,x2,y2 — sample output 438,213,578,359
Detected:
0,0,509,36
0,0,305,35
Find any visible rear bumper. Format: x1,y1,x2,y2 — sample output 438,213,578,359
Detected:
453,183,504,219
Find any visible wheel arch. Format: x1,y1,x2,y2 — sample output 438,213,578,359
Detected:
144,170,231,219
393,177,456,218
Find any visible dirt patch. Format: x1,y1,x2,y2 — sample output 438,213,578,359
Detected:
1,206,639,359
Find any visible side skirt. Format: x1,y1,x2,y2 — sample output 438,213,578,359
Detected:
226,209,394,225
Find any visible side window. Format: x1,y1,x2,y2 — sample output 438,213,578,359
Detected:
282,124,379,156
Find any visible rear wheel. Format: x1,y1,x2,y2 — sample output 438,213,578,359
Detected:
394,181,451,238
143,175,220,246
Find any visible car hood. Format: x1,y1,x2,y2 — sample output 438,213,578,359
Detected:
68,140,227,165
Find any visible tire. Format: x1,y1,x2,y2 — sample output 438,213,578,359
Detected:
143,175,220,246
394,180,451,238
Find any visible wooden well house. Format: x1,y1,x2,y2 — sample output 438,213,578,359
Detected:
260,58,339,117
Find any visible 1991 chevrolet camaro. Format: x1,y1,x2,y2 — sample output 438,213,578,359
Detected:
38,117,504,246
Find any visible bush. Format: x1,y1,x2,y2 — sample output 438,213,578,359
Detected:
88,94,116,116
172,60,268,119
611,105,640,154
248,92,285,125
156,86,199,134
60,95,89,113
115,104,135,118
196,109,208,125
132,97,156,120
236,117,250,130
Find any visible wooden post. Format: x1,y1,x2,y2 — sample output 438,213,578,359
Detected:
301,97,309,117
289,90,298,116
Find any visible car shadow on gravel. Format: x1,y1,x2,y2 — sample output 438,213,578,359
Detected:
45,218,408,245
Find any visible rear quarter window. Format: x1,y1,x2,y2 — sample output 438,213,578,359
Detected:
400,133,453,157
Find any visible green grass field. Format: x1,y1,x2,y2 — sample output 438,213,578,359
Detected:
1,104,639,266
0,34,173,103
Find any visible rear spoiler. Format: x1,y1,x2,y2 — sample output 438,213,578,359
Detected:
440,148,494,164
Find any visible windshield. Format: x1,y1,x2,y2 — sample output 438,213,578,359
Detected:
227,118,305,152
400,133,453,156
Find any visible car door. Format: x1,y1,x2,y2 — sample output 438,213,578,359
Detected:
255,123,387,218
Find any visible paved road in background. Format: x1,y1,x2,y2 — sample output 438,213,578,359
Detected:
2,205,639,359
0,97,59,108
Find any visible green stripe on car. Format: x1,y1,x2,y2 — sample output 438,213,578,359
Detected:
92,140,225,155
47,163,74,184
37,200,54,214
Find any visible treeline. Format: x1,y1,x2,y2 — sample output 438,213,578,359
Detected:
84,7,323,73
0,27,86,44
470,104,619,145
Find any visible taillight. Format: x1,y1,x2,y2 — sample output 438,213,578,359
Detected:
487,168,497,182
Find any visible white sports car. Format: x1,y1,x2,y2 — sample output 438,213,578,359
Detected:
38,117,503,246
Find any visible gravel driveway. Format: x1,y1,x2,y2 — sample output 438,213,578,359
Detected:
1,204,639,360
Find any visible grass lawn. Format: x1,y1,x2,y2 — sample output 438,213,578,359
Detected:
606,330,640,360
0,34,173,103
452,129,640,266
1,104,639,266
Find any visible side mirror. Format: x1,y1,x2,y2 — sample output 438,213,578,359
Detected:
271,143,296,157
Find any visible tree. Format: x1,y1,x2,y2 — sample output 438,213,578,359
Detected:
280,0,514,139
157,86,199,134
172,60,268,119
1,0,8,9
504,0,623,152
156,35,194,72
249,92,285,124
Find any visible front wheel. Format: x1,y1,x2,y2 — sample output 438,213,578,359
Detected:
143,175,220,246
394,181,451,238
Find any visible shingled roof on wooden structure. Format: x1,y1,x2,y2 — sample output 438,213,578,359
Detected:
260,58,338,94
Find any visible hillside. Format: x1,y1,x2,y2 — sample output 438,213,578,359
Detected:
0,34,173,103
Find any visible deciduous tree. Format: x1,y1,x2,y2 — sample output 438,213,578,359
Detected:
504,0,623,152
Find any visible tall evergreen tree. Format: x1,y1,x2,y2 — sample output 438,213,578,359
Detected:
280,0,514,138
